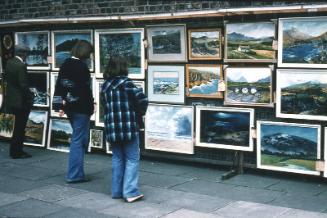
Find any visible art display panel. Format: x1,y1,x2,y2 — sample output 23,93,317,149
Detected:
224,67,273,107
276,69,327,121
278,17,327,68
48,118,72,152
95,29,144,79
28,71,49,107
0,114,14,138
145,104,194,154
95,80,104,127
88,129,103,152
225,22,276,62
257,121,320,176
188,29,221,60
196,106,254,151
24,110,48,147
147,24,187,62
147,65,185,104
186,64,222,98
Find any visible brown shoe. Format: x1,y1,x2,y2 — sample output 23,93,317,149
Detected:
125,194,144,203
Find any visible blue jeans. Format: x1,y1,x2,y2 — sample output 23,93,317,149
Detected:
111,136,141,199
66,112,90,182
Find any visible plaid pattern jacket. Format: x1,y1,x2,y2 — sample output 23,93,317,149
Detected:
101,76,148,143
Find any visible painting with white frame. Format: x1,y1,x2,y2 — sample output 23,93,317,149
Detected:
95,80,104,127
324,127,327,178
47,118,72,153
24,110,48,147
106,141,112,154
147,65,185,104
257,121,320,176
28,71,49,107
88,129,103,152
196,106,254,151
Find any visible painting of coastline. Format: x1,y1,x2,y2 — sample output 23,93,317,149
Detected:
186,65,222,98
0,114,14,138
196,106,254,151
48,118,72,152
153,71,179,95
189,29,221,60
53,31,92,70
88,129,103,152
257,121,320,175
276,69,327,120
24,110,48,147
225,67,272,106
225,22,275,61
15,31,49,69
29,71,49,107
279,17,327,68
145,104,194,154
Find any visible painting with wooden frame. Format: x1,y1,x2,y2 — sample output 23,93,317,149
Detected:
24,110,48,147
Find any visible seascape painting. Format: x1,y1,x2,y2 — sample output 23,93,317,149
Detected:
48,118,72,152
186,65,221,98
225,22,275,61
257,121,320,175
276,69,327,120
88,129,103,152
15,31,49,69
24,110,48,147
145,104,194,154
28,71,49,107
0,114,15,138
196,106,254,151
225,67,272,106
153,71,179,95
279,17,327,68
189,29,221,60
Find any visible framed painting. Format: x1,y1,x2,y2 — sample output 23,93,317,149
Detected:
95,28,144,79
51,30,93,71
278,16,327,68
147,24,187,62
324,128,327,178
196,106,254,151
225,22,276,62
186,64,222,98
15,31,50,70
28,71,49,107
106,141,112,154
24,110,48,147
47,118,72,152
0,114,15,138
147,65,185,104
145,104,194,154
224,67,273,107
257,121,321,176
188,28,221,60
95,80,104,127
276,69,327,121
88,129,103,152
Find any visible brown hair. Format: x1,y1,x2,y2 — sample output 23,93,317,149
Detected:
70,40,93,60
104,56,128,79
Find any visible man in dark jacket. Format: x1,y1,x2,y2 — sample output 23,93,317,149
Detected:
3,45,33,159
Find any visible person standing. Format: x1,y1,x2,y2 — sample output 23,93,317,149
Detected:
101,56,148,203
3,45,33,159
53,40,94,183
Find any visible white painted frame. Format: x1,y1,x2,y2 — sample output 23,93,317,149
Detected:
24,110,48,147
28,71,50,107
95,79,104,127
88,129,103,152
47,118,72,153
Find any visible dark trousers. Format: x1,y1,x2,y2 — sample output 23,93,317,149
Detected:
10,107,31,156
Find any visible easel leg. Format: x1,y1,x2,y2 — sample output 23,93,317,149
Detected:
221,151,244,180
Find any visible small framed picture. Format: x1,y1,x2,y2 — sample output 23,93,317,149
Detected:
47,118,72,153
24,110,48,147
88,129,103,152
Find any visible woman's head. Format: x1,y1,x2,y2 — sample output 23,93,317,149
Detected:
71,40,93,60
104,56,128,79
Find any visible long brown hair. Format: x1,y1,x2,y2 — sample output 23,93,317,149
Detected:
104,56,128,79
70,40,93,60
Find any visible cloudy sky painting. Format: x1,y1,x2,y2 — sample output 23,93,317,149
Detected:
227,67,271,83
279,71,327,88
227,23,275,38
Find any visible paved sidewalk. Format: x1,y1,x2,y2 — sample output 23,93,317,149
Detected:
0,142,327,218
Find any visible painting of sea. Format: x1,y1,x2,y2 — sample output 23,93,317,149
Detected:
24,110,48,147
48,118,72,152
28,71,49,107
153,71,179,95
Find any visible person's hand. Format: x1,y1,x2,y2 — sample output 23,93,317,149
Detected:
59,110,65,117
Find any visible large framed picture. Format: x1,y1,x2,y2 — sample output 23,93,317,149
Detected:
145,104,194,154
95,28,144,79
15,31,50,70
224,67,273,107
28,71,49,107
276,69,327,121
51,30,93,71
186,64,223,98
196,106,254,151
278,17,327,68
188,28,221,60
95,80,104,127
147,24,187,62
88,129,103,152
24,110,48,147
257,121,321,176
147,65,185,104
225,22,276,62
47,118,72,152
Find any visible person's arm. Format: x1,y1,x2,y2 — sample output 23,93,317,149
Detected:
17,64,33,104
52,69,68,112
126,80,148,116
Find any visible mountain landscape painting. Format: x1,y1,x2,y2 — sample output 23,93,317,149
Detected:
258,121,320,175
24,110,48,147
29,71,48,107
226,22,275,61
48,119,72,152
225,67,272,106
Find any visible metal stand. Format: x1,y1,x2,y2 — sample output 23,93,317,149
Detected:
221,151,244,180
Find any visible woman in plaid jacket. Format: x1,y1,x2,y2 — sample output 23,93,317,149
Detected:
101,56,148,203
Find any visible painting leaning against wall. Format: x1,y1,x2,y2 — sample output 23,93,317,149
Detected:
24,110,48,147
48,118,73,153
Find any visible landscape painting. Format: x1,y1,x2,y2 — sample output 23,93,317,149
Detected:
52,30,93,70
95,80,104,127
28,71,49,107
145,104,194,154
196,106,254,151
88,129,103,152
48,118,72,152
225,22,275,62
95,29,144,79
189,29,221,60
147,25,187,62
15,31,50,69
276,69,327,120
257,121,320,175
0,114,15,138
225,67,272,106
186,64,222,98
153,71,179,95
278,17,327,68
24,110,48,147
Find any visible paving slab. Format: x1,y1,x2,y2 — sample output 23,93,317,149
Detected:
220,173,281,189
0,175,47,194
140,171,193,188
178,167,226,182
139,185,187,204
44,207,115,218
162,208,225,218
0,192,28,207
278,208,327,218
140,160,192,176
